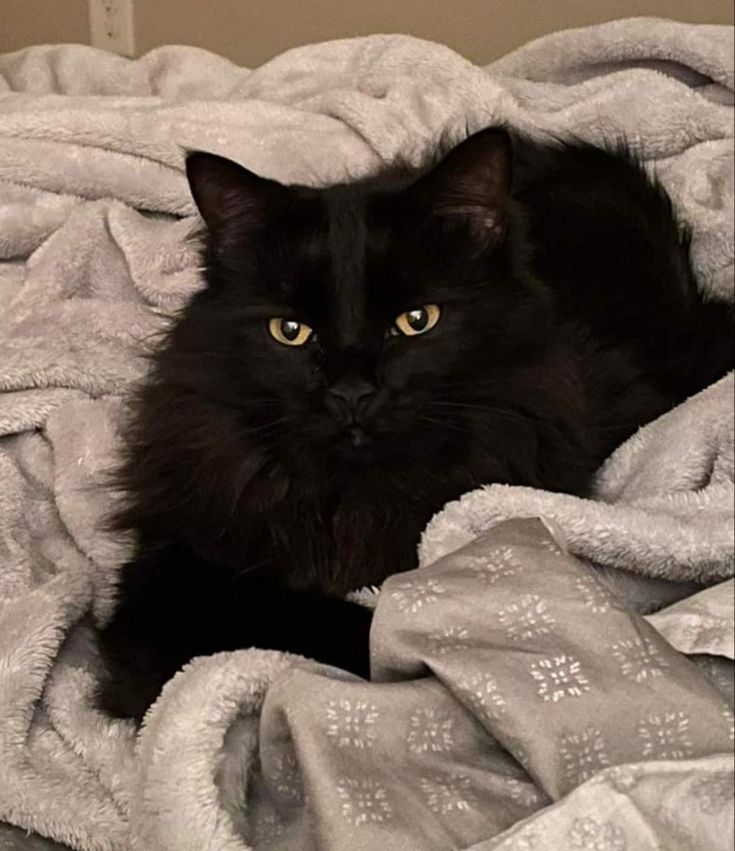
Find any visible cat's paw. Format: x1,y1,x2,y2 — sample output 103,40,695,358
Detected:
95,670,163,724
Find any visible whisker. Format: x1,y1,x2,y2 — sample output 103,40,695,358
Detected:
432,378,506,387
419,415,469,435
430,400,505,412
429,400,538,427
242,415,298,436
231,557,274,581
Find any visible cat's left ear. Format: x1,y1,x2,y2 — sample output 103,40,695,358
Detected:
417,127,512,244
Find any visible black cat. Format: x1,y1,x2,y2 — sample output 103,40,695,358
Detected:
96,127,733,721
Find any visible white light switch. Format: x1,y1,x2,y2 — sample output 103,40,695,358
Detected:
88,0,136,57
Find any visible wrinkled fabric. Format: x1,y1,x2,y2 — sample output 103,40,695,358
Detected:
0,17,733,851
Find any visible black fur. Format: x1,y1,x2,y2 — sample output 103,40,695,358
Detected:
96,128,733,720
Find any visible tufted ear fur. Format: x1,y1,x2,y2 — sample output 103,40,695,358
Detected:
185,151,289,235
414,127,512,244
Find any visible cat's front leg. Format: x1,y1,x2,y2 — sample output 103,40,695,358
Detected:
96,548,374,722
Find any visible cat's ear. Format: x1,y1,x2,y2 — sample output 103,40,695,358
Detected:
185,151,287,235
418,127,512,243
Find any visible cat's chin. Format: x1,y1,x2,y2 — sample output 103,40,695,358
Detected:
330,426,378,464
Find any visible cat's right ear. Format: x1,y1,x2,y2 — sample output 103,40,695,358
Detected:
185,151,286,235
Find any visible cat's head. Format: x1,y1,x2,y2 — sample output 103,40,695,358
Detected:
168,128,552,477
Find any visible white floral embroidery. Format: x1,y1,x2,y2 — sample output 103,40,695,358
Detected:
252,807,285,845
560,727,611,784
425,626,471,655
268,749,303,804
488,544,519,564
495,832,540,850
530,654,590,702
507,778,545,809
390,578,446,613
454,546,519,585
326,699,378,749
607,764,644,793
637,711,694,759
680,612,732,649
455,673,506,719
407,708,455,754
539,537,563,554
337,777,393,825
723,706,735,742
499,594,556,643
568,816,627,850
574,576,612,614
690,772,734,814
419,772,475,814
611,636,669,682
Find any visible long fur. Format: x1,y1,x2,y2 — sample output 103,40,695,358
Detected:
96,128,734,720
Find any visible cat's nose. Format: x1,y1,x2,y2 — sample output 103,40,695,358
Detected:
327,379,376,418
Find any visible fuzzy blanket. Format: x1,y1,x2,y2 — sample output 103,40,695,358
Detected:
0,17,733,851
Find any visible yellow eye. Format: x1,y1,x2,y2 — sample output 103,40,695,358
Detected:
392,304,441,337
268,318,314,346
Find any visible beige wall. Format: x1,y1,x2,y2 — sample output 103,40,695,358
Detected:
2,0,733,66
2,0,89,54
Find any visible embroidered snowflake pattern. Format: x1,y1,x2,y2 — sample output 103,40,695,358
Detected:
723,706,735,742
560,727,611,784
390,578,446,613
337,777,393,825
529,654,590,702
495,833,540,850
454,546,519,585
539,536,563,555
611,636,669,682
455,673,506,719
499,594,556,643
425,626,471,655
607,764,644,793
568,817,628,850
506,778,545,809
419,772,475,814
574,576,612,614
680,613,732,649
690,772,734,814
252,807,285,845
268,749,303,805
326,699,378,749
637,711,694,759
407,708,455,754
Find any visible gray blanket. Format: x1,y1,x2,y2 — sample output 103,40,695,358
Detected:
0,17,733,851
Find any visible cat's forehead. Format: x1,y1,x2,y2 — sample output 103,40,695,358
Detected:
323,186,369,284
246,172,479,331
282,184,406,317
